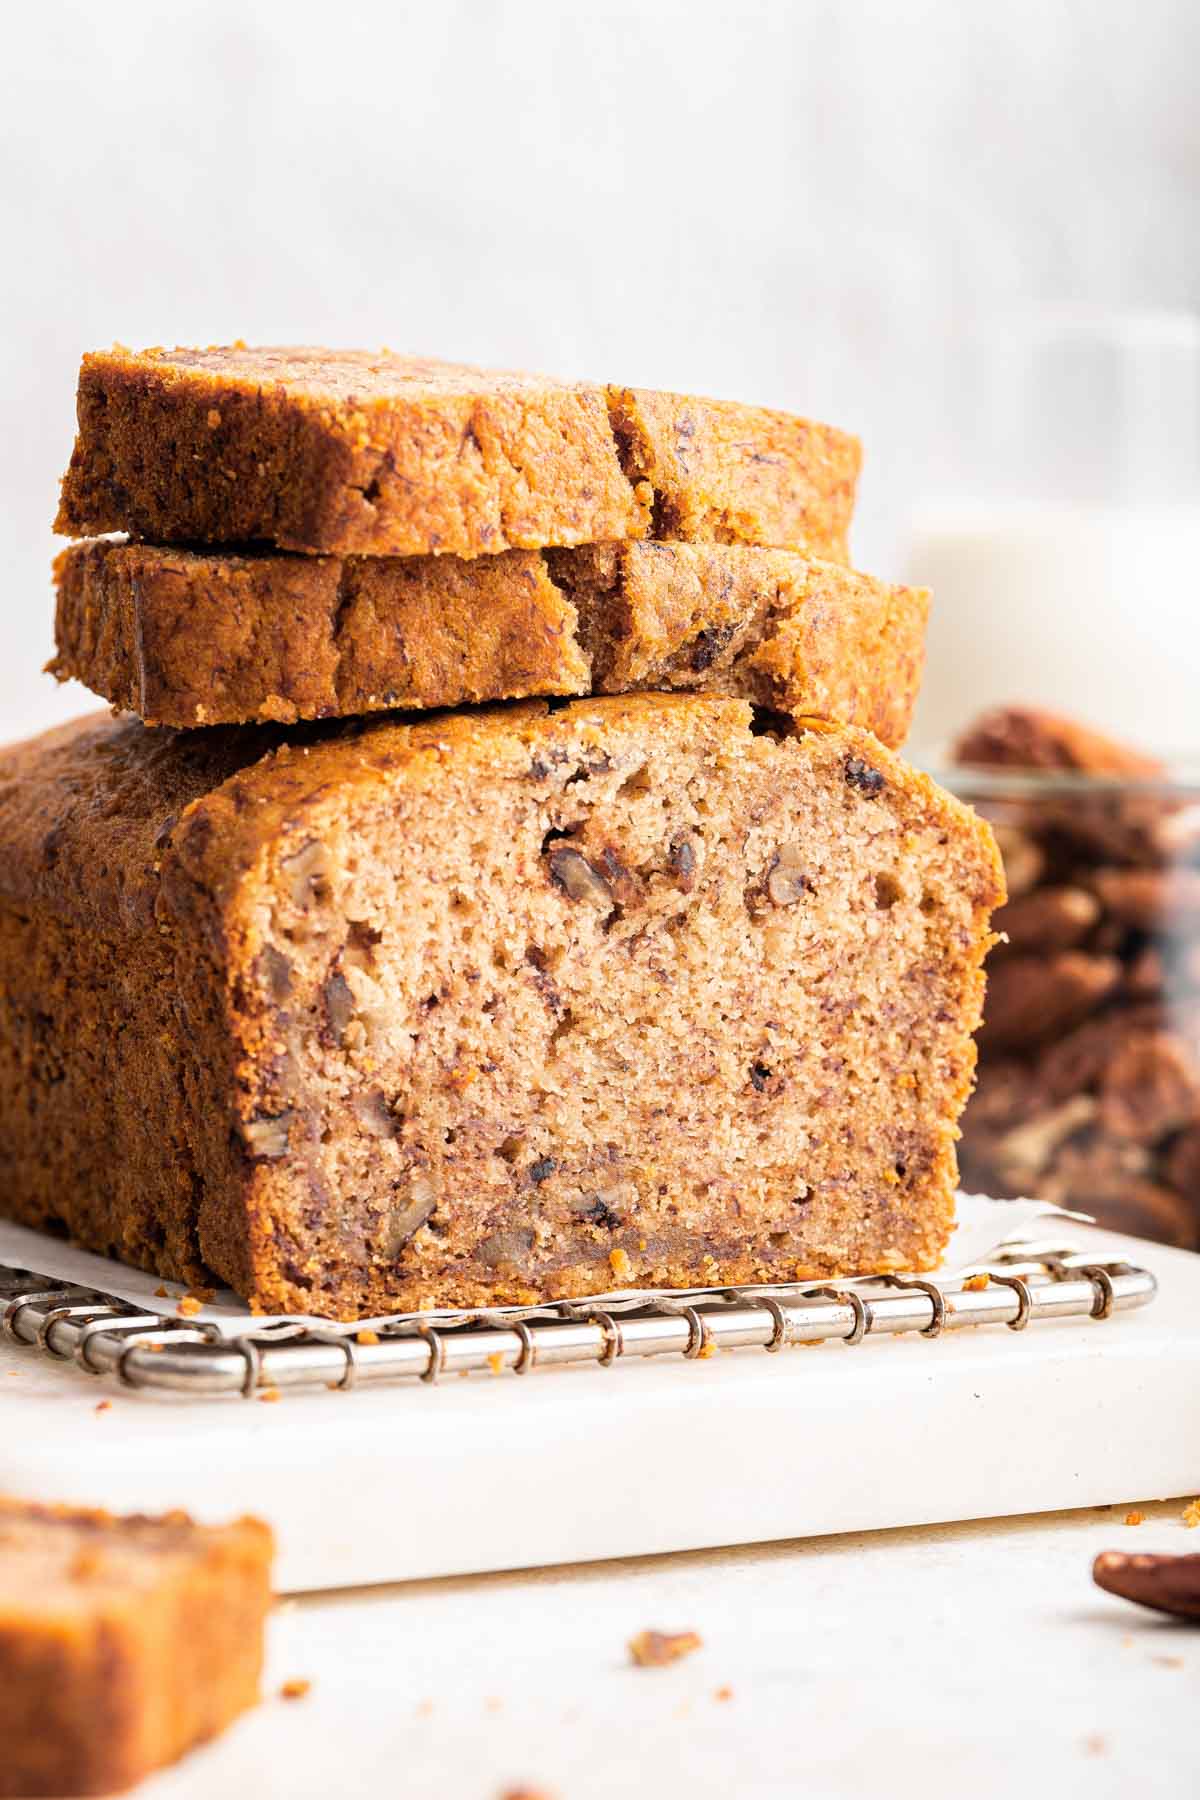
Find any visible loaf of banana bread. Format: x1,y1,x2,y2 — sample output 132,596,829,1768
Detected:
54,346,861,560
0,696,1001,1318
0,1499,272,1797
50,537,927,743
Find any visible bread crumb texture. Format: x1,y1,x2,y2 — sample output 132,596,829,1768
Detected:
0,695,1001,1319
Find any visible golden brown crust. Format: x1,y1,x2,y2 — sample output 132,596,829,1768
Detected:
49,539,590,726
0,1499,272,1797
0,711,290,936
53,346,860,560
51,538,926,745
0,699,1001,1317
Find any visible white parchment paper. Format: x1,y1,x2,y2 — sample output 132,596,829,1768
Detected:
0,1194,1085,1340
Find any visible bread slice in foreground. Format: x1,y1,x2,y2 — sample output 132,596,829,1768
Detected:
53,346,861,560
0,1499,272,1797
50,536,928,745
0,697,1001,1318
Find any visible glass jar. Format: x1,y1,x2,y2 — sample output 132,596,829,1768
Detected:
936,763,1200,1250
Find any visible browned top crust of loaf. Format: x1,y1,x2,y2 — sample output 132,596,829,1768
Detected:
0,711,290,937
50,536,927,743
0,698,1003,1317
0,1497,272,1797
53,346,861,559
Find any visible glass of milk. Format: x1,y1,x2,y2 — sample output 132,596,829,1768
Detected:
909,309,1200,753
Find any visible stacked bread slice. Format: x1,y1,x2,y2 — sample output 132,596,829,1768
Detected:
50,348,925,740
0,347,1002,1318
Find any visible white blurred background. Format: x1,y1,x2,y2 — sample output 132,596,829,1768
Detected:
1,0,1198,744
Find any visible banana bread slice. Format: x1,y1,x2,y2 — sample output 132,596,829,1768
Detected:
0,1499,272,1797
53,346,861,560
50,537,927,744
0,697,1001,1318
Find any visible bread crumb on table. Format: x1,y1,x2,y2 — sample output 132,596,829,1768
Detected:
487,1351,505,1374
1182,1498,1200,1528
714,1684,734,1702
356,1329,380,1346
280,1678,311,1701
962,1272,990,1292
259,1387,281,1404
177,1296,203,1317
628,1629,703,1667
0,1498,272,1793
1124,1510,1145,1526
94,1400,111,1415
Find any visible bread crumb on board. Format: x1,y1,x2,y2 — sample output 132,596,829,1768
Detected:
628,1629,703,1667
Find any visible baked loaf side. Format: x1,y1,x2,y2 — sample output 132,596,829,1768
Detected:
51,537,928,745
54,346,860,560
0,698,1002,1318
0,1499,272,1797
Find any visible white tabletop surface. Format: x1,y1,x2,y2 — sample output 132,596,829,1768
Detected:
4,1219,1196,1796
136,1497,1197,1800
6,1216,1197,1597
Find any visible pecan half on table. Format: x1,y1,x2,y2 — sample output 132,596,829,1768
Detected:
1093,1551,1200,1620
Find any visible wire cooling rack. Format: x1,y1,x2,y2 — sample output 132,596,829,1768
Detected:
0,1242,1156,1400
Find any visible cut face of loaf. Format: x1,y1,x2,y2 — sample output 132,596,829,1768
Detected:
0,1499,272,1797
50,537,928,745
0,698,1002,1319
53,346,861,560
